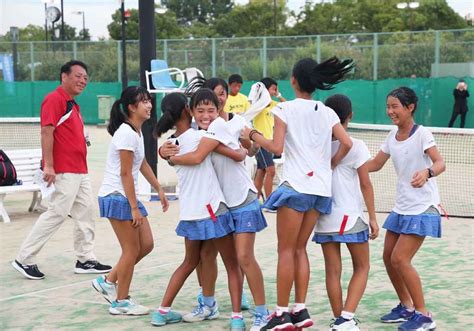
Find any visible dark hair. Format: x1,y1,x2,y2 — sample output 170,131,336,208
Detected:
228,74,243,85
325,94,352,124
260,77,277,89
60,60,88,82
203,78,229,94
190,88,219,110
154,92,188,138
459,79,465,83
107,86,151,136
292,57,354,94
387,86,418,114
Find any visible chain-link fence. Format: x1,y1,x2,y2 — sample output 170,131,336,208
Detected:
0,28,472,82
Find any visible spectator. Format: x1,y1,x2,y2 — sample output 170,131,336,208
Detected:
11,60,111,280
448,79,469,128
224,74,250,114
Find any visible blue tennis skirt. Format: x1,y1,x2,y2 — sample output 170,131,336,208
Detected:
263,185,332,214
383,211,441,238
230,199,267,234
98,194,148,221
312,229,369,244
176,211,235,241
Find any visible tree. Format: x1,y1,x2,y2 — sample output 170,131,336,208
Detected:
107,8,185,40
162,0,233,24
213,2,287,37
289,0,468,35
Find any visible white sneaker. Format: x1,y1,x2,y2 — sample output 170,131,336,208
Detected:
92,275,117,303
183,301,219,322
330,316,360,331
109,297,149,315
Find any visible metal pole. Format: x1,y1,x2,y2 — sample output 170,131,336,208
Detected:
139,0,157,175
60,0,65,40
316,35,321,63
82,12,86,40
434,30,440,78
262,37,267,77
121,0,128,90
44,4,48,48
30,42,35,81
212,38,216,77
372,33,378,81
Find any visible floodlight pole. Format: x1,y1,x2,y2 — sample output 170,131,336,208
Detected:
139,0,157,175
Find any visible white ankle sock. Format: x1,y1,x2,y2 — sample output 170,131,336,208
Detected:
232,312,243,318
158,306,171,313
292,303,306,313
341,310,355,320
275,306,289,316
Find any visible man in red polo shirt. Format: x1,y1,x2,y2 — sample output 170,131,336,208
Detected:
12,60,111,280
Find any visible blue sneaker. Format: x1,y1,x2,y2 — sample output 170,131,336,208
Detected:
381,303,415,323
241,291,250,310
109,297,149,315
183,301,219,322
398,312,436,331
230,316,246,331
331,316,360,330
92,275,116,303
250,311,269,331
151,310,182,327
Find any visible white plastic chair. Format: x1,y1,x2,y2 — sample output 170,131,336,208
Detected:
145,59,186,94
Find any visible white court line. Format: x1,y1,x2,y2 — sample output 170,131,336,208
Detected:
1,240,277,303
29,293,110,306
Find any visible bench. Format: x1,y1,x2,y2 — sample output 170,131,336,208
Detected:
0,149,42,223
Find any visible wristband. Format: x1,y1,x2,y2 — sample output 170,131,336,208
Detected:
249,129,262,142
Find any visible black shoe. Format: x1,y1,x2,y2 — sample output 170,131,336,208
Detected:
74,260,112,274
11,260,45,280
290,309,313,329
261,312,294,330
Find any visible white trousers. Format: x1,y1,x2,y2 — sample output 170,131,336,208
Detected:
17,173,97,265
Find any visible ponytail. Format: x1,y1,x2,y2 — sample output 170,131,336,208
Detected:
107,99,127,136
293,57,354,94
107,86,152,136
154,92,188,138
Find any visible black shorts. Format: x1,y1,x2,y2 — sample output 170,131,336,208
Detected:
256,148,274,169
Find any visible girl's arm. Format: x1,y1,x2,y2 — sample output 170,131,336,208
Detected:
411,146,445,188
241,116,286,155
357,162,379,240
331,123,353,169
140,159,169,212
239,136,259,157
169,137,246,166
120,150,143,228
158,140,180,159
366,150,390,172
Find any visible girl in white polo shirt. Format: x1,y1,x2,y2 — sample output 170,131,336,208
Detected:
367,87,445,331
241,57,355,330
313,94,379,331
151,90,246,330
167,92,269,330
93,86,169,315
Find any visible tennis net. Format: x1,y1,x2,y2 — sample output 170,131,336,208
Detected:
0,117,41,150
347,123,474,218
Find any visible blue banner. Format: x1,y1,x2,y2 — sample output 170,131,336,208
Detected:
0,54,15,82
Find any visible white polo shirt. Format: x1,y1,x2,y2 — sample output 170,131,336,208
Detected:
99,123,145,197
381,125,440,215
205,115,257,207
316,138,371,233
272,99,340,196
173,128,227,221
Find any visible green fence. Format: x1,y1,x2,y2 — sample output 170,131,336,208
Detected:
1,77,472,128
0,29,472,82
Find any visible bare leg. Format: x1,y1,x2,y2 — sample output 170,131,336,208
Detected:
235,232,265,306
254,169,265,199
344,242,370,313
294,210,319,303
108,219,141,299
199,240,219,297
276,206,304,307
383,230,413,308
321,242,343,317
161,239,202,307
263,166,276,199
213,234,243,312
107,217,154,284
391,234,427,314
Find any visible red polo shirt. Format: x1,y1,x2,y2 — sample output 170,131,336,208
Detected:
40,86,88,174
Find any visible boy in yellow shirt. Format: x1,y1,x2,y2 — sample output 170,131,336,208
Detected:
224,74,250,114
253,77,286,202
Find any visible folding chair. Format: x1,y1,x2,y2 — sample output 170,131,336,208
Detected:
145,59,186,94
